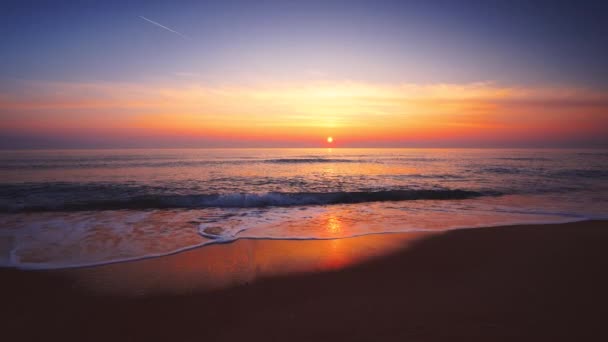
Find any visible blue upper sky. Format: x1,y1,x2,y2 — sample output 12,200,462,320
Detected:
2,0,607,87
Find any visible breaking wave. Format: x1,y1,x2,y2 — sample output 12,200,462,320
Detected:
1,189,488,212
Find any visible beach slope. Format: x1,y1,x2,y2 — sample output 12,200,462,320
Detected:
2,220,607,341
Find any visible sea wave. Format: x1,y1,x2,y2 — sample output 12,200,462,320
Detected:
0,158,362,169
493,157,550,161
553,169,608,178
263,158,356,163
0,189,487,212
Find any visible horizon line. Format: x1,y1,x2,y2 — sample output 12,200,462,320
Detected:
1,146,607,151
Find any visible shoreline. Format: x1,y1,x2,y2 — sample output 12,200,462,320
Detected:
3,216,595,271
2,220,608,341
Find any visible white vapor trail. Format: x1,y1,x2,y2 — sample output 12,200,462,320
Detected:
139,16,190,40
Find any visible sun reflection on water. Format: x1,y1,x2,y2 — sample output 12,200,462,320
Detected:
326,215,343,234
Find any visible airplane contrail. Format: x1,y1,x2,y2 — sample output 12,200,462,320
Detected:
139,16,190,40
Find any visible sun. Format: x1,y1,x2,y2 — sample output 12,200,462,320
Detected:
327,136,334,143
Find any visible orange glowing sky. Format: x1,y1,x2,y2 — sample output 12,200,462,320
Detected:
1,80,607,148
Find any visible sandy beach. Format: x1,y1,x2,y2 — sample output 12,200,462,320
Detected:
2,220,607,341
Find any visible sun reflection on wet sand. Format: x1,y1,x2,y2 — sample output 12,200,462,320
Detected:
66,231,433,296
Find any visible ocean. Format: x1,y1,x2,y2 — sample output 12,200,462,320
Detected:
1,148,607,269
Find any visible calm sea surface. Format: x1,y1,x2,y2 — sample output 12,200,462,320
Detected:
1,148,607,269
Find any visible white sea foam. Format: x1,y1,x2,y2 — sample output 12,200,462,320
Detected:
0,194,606,269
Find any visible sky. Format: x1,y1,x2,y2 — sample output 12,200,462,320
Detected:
1,0,607,148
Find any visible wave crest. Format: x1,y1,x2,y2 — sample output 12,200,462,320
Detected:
2,189,487,212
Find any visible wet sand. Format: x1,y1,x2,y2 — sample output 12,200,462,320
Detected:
2,220,608,341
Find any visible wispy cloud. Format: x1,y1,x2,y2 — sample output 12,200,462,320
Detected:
138,16,189,40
